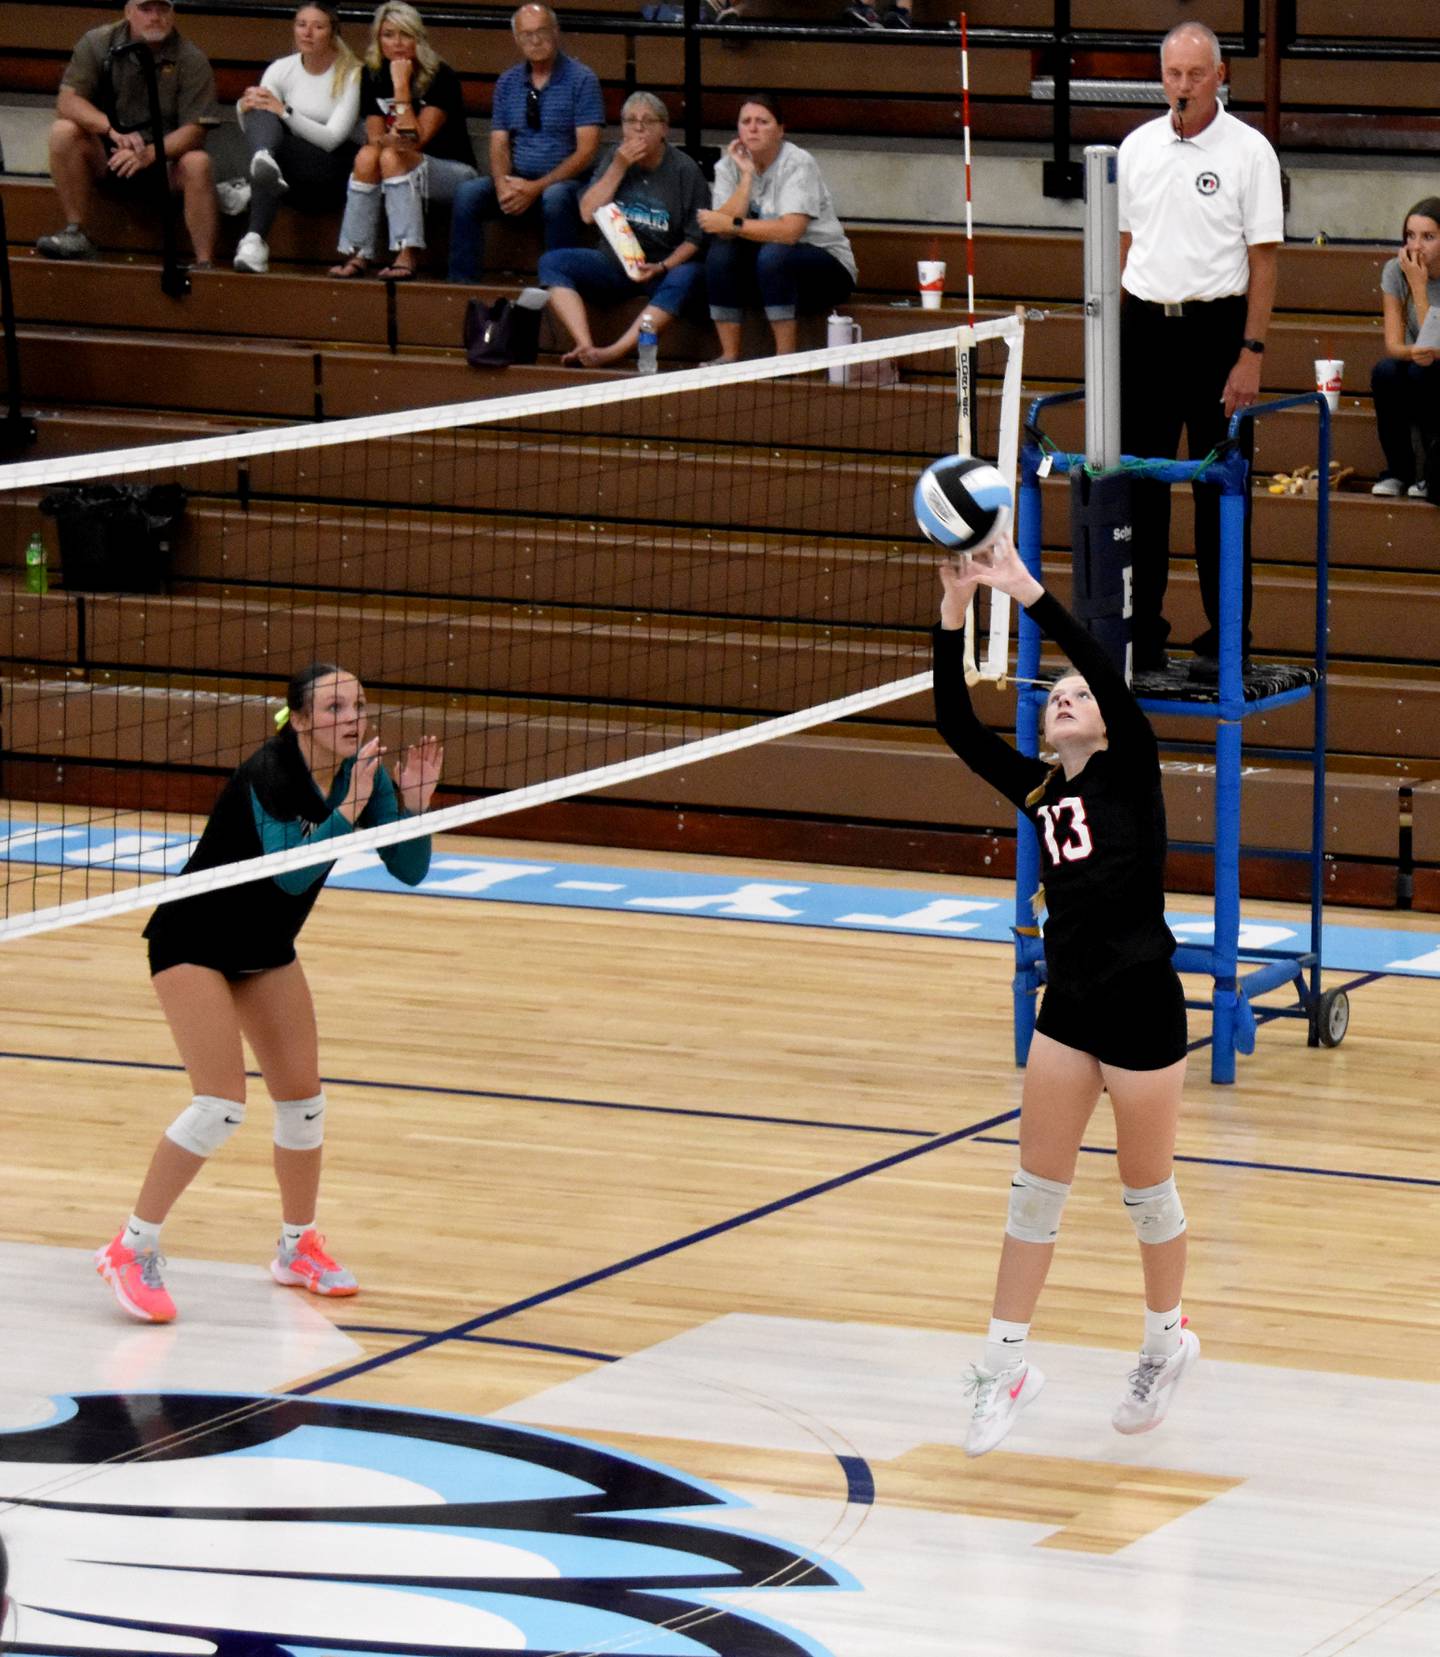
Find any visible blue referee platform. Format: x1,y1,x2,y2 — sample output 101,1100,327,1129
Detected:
1014,388,1345,1085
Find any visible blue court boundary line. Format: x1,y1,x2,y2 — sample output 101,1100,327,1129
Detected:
290,1104,1022,1397
0,1049,933,1142
337,1325,620,1364
973,1136,1440,1190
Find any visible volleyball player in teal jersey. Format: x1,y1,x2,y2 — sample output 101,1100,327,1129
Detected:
933,535,1198,1456
96,663,443,1323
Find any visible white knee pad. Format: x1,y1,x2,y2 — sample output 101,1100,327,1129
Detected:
165,1094,245,1159
1123,1176,1187,1244
1005,1168,1070,1244
274,1092,326,1152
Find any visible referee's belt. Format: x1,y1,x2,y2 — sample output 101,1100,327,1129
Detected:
1133,294,1246,317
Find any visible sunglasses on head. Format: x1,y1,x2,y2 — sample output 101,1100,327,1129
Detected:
525,85,541,129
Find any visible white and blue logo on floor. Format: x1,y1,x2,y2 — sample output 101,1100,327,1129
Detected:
4,823,1438,978
0,1391,853,1655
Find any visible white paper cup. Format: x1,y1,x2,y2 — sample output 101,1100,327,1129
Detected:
1315,357,1343,413
918,260,946,310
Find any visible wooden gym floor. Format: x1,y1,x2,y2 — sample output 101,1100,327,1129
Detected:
1,834,1437,1656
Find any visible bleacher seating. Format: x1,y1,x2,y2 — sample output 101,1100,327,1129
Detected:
1,7,1438,911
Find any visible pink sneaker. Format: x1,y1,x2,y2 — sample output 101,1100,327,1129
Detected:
95,1232,177,1323
270,1229,358,1297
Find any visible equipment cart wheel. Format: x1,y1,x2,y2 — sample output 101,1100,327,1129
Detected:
1309,987,1349,1048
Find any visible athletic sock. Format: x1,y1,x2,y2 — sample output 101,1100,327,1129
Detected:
984,1316,1030,1375
281,1220,315,1252
1143,1302,1183,1360
124,1213,163,1254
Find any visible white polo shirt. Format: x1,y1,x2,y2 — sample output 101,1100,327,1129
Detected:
1117,104,1283,303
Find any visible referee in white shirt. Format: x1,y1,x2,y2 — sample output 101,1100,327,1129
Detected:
1118,21,1284,671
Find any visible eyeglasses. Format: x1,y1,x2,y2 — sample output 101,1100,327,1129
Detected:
525,85,541,129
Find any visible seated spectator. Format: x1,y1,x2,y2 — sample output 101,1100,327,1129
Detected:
229,4,361,274
447,4,601,284
331,1,477,280
539,93,705,368
697,93,856,361
36,0,219,265
1371,196,1440,501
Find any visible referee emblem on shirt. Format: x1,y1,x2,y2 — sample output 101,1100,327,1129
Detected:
1195,170,1220,196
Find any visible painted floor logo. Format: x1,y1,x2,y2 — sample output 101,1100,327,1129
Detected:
0,1392,850,1655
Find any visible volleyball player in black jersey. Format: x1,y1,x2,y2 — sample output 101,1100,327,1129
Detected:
934,535,1198,1456
96,663,443,1323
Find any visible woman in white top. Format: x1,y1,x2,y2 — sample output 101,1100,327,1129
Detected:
231,2,362,273
696,92,856,361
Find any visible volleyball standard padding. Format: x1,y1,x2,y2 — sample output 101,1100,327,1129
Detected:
913,454,1013,554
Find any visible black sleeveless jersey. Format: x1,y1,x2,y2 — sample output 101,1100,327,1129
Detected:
934,590,1176,989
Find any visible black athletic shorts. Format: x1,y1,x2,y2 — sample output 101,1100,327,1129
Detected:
1034,958,1188,1071
146,929,297,981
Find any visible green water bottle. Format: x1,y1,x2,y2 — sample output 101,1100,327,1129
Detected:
23,531,48,595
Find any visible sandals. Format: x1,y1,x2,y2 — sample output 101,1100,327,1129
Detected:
329,255,369,279
376,262,417,282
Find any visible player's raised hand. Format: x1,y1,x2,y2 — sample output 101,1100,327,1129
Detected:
341,735,384,823
395,734,444,816
963,532,1045,606
937,556,982,631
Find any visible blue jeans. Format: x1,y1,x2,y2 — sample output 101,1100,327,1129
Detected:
447,176,585,282
537,246,704,317
705,239,853,322
337,155,477,257
1371,354,1440,483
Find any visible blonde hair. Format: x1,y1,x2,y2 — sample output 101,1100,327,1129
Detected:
366,1,440,97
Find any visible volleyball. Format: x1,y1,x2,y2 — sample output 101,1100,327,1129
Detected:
913,454,1012,555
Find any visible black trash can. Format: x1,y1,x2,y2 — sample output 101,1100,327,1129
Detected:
39,483,187,593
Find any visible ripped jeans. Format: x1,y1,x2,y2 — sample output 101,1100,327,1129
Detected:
337,154,478,256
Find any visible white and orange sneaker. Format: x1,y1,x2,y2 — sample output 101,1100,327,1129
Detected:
963,1360,1045,1457
270,1229,358,1297
95,1233,177,1323
1112,1325,1200,1434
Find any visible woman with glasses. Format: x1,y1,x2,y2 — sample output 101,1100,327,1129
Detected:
538,92,706,368
331,1,476,280
447,3,602,283
697,92,856,361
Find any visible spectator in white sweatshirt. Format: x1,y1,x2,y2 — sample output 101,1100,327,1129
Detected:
230,2,362,273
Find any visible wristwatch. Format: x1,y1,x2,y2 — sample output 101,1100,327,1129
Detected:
732,216,744,230
1241,337,1266,354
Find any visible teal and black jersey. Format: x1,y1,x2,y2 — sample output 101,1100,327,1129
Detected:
144,730,430,976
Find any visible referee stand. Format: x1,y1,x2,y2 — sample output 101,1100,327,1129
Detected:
1012,391,1339,1084
1006,147,1343,1084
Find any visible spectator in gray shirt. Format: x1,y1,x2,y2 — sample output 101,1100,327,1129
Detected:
698,93,856,361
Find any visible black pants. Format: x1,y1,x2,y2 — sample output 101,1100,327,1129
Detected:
1120,294,1255,660
242,109,357,240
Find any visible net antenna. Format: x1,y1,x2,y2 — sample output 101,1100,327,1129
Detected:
957,314,1026,689
0,314,1025,943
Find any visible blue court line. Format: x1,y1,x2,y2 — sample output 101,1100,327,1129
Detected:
0,1049,934,1142
338,1325,619,1364
291,1104,1022,1398
973,1135,1440,1190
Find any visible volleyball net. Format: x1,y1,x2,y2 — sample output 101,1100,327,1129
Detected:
0,313,1025,941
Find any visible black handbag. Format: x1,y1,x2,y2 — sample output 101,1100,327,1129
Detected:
38,482,186,592
463,296,542,368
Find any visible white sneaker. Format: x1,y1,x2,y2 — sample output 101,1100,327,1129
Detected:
1407,480,1429,499
1112,1326,1200,1435
216,179,251,216
963,1360,1045,1457
234,232,270,274
251,150,288,192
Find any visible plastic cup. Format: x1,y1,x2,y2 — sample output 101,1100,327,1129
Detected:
918,260,946,311
1315,358,1343,413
